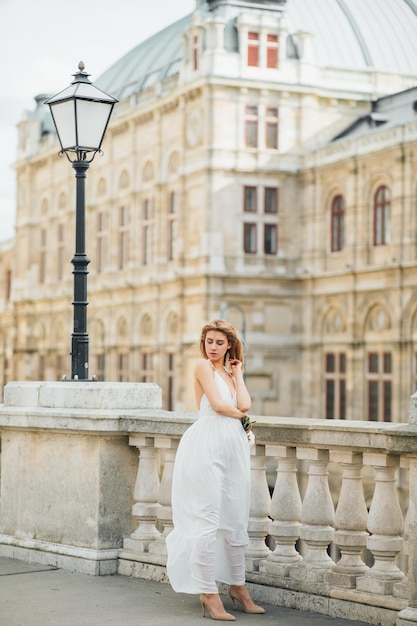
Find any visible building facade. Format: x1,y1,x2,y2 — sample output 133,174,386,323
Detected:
3,0,417,419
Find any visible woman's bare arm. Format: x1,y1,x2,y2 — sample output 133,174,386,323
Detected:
229,359,251,413
194,359,247,419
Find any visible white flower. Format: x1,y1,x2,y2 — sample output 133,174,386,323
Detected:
247,430,255,447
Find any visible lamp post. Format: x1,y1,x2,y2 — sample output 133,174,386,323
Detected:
45,62,117,380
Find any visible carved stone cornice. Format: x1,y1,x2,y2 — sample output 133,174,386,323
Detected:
159,99,179,115
184,88,202,102
110,121,129,136
134,112,154,126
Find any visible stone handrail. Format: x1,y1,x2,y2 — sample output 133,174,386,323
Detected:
1,381,417,626
119,414,417,626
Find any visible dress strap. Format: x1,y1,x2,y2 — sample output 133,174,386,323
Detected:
224,365,237,394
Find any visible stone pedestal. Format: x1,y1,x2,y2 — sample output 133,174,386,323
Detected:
0,381,161,575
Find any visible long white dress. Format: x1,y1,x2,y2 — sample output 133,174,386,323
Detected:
166,367,250,594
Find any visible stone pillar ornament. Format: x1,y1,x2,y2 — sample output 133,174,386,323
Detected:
325,451,369,589
261,445,302,577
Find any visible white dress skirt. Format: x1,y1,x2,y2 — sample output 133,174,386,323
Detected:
166,370,251,594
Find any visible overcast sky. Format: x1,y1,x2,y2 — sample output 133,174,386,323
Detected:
0,0,195,242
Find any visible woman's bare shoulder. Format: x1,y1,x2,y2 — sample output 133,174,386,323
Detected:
194,358,210,374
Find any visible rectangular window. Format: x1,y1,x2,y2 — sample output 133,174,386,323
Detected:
324,351,347,419
167,353,174,411
244,186,257,212
265,187,278,213
168,191,177,261
266,34,279,69
96,353,105,382
97,211,108,273
331,195,345,252
39,354,46,380
118,353,129,382
374,186,390,246
118,205,129,270
244,223,257,253
367,352,392,421
247,32,259,67
266,122,278,149
40,229,47,284
245,105,258,148
264,224,277,255
141,352,153,382
5,269,11,301
193,35,199,71
142,198,153,266
266,107,278,149
57,223,65,280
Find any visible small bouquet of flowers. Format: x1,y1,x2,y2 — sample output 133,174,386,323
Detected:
240,415,256,447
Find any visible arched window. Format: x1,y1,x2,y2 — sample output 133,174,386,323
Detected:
374,185,390,245
330,195,345,252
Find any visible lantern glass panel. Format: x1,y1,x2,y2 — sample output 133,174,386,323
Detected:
50,100,77,151
75,100,113,151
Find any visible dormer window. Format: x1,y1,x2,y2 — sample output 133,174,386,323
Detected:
193,35,199,71
266,34,279,69
247,32,259,67
246,31,279,69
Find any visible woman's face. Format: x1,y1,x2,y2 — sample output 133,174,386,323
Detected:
205,330,230,364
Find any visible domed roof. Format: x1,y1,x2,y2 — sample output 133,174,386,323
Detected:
96,15,192,100
96,0,417,101
287,0,417,75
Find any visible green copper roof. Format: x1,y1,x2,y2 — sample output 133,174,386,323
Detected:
95,0,417,103
96,15,192,100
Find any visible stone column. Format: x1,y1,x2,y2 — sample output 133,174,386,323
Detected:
123,435,161,552
246,444,271,572
149,437,179,560
325,451,369,589
260,445,302,578
356,453,404,596
392,456,417,625
293,448,334,582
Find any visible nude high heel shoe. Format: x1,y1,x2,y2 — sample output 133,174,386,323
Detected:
228,585,265,614
200,594,236,621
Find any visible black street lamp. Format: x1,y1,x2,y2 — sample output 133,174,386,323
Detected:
45,62,118,380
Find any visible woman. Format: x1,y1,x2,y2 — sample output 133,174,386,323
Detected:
166,319,265,621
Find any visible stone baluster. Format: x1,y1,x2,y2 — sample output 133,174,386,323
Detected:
356,453,404,596
394,457,409,601
325,451,369,589
293,448,334,582
123,435,161,556
260,445,302,578
149,437,179,562
397,454,417,625
246,443,272,572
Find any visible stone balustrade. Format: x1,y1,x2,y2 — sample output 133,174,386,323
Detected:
1,381,417,626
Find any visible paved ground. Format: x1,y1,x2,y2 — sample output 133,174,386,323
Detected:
0,557,372,626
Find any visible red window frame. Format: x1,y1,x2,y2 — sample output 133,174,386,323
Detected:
264,187,278,213
244,223,257,253
264,224,277,255
266,34,279,69
244,186,257,212
247,32,259,67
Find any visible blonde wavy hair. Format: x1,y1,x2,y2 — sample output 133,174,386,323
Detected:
199,319,244,368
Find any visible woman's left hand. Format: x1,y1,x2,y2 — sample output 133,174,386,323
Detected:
229,359,243,376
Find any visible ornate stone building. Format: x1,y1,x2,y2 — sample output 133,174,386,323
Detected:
3,0,417,418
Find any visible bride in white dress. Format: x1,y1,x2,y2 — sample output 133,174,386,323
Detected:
166,319,265,621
